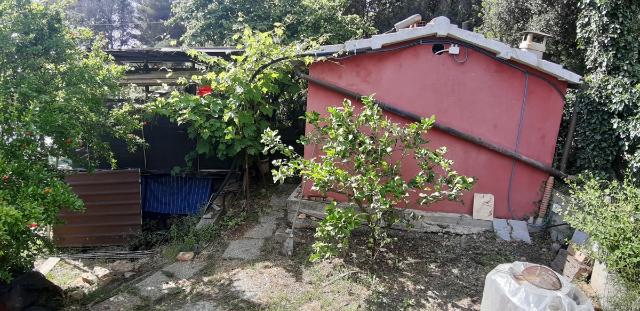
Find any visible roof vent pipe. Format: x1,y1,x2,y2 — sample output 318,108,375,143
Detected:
394,14,422,31
519,31,551,59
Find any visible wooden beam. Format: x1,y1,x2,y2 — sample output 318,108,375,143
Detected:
119,70,201,86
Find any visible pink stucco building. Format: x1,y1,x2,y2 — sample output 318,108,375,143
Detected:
302,16,581,220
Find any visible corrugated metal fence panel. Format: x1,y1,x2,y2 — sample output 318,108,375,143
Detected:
54,169,142,247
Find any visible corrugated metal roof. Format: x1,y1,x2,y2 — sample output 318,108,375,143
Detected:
54,170,142,247
313,16,582,85
105,47,240,63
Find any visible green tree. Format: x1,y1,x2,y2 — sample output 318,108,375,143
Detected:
262,96,475,260
66,0,137,48
478,0,583,74
150,26,311,193
170,0,374,45
0,0,140,281
349,0,482,33
134,0,184,47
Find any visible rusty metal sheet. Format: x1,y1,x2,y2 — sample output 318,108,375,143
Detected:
54,169,141,247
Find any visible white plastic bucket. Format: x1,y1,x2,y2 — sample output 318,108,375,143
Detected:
480,262,594,311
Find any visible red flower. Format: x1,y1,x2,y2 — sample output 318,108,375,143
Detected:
197,85,213,97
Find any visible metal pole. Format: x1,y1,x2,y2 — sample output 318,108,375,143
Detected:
560,107,578,173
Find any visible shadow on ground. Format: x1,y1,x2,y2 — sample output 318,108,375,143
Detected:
159,224,554,310
66,183,556,310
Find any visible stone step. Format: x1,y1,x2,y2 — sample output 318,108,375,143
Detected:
492,219,532,243
243,222,277,239
135,261,205,301
286,190,492,234
222,239,264,260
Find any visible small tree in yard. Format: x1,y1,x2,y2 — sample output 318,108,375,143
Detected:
262,96,475,260
0,1,141,281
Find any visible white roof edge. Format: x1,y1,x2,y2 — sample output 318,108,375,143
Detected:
312,16,581,85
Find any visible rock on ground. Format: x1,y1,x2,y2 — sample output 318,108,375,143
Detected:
176,252,195,261
109,260,135,274
81,272,98,285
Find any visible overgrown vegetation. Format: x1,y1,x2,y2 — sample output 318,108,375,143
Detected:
565,174,640,287
151,26,311,175
0,0,140,282
170,0,375,45
263,96,474,260
131,210,247,260
569,0,640,178
162,216,219,260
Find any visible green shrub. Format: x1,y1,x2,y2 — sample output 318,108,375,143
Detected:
0,1,140,281
565,174,640,286
309,203,361,262
151,25,311,163
0,157,83,282
604,281,640,311
263,96,474,260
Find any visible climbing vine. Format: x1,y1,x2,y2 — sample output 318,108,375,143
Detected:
566,0,640,178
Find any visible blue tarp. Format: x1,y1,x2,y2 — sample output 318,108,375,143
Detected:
141,175,213,215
